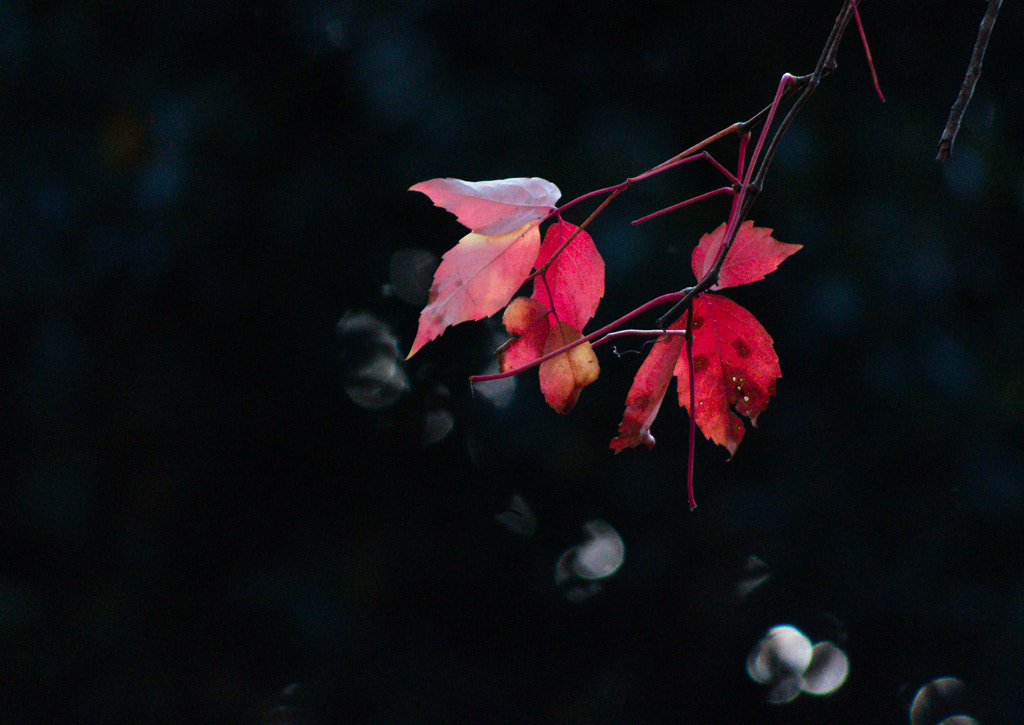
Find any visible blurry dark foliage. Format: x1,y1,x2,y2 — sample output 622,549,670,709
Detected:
1,0,1022,722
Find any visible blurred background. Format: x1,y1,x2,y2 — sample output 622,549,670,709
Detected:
1,1,1022,722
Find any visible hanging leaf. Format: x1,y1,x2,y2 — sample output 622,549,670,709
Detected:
673,293,780,457
540,321,599,414
610,321,687,452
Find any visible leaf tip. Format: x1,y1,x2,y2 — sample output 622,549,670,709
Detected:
405,338,425,360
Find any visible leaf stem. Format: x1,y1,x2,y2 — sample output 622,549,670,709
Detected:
471,291,692,383
632,186,735,226
534,144,747,278
684,302,697,510
852,0,885,102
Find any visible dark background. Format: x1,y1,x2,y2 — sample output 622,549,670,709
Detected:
1,1,1022,722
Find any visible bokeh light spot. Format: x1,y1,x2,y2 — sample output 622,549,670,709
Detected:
554,520,624,601
734,554,771,599
747,625,812,684
421,408,454,445
910,676,973,725
473,357,517,410
337,311,409,410
801,641,849,695
747,624,849,703
573,520,625,580
495,495,536,538
388,247,437,307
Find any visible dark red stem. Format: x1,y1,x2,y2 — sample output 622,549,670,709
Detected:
471,291,691,383
684,302,697,510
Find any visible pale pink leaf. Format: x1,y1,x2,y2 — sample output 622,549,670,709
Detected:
410,177,561,236
408,223,542,357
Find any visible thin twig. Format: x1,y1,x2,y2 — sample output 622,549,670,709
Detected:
852,0,885,102
632,187,735,226
471,291,692,383
936,0,1003,162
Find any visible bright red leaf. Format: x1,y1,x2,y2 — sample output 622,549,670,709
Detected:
498,220,605,412
532,220,604,330
673,293,780,456
691,220,801,290
610,321,686,452
410,177,561,236
408,222,541,357
613,219,796,457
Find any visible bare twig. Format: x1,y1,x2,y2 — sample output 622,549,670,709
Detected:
936,0,1003,162
852,0,885,102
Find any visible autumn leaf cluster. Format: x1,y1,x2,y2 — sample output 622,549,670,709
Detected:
407,176,800,464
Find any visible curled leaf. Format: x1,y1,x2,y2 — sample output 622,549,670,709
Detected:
498,296,550,372
540,321,599,414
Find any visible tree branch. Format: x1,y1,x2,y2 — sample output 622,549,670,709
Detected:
936,0,1003,162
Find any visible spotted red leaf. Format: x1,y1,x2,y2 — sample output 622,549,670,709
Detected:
673,293,780,456
613,219,793,457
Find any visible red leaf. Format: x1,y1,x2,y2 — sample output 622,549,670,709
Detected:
497,221,606,414
498,297,549,372
410,177,561,236
610,321,687,452
673,294,780,456
540,321,599,414
691,220,801,290
531,220,604,330
408,223,541,357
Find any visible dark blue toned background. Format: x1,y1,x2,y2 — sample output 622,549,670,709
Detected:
1,1,1022,722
